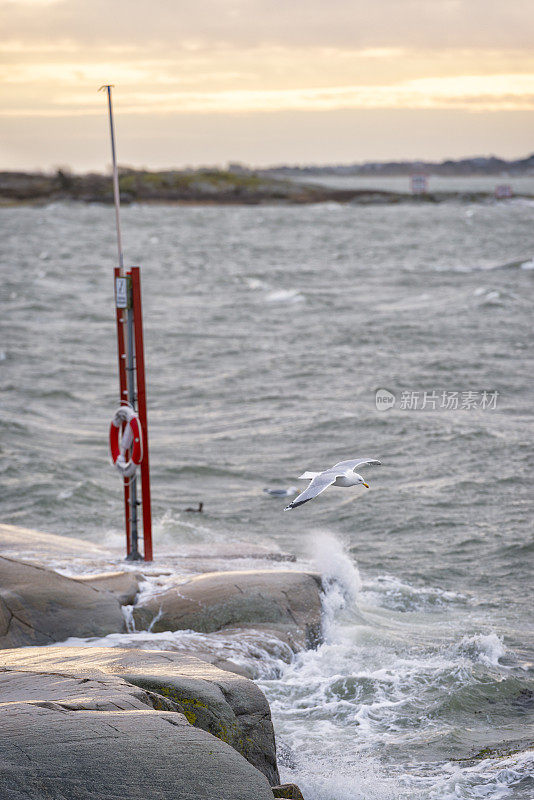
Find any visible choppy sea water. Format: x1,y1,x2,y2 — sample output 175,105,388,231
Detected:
1,198,533,799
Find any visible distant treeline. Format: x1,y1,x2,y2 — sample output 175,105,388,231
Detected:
0,168,319,205
1,165,531,206
261,153,534,177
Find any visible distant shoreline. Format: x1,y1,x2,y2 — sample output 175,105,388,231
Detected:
1,168,532,207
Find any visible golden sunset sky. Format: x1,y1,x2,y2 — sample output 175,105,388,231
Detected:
1,0,533,170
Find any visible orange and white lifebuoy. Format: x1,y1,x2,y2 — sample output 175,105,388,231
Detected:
109,405,143,478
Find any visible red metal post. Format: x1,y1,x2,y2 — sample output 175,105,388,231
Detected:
130,267,153,561
114,267,131,556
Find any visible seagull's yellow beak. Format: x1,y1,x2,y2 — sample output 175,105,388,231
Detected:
363,482,370,488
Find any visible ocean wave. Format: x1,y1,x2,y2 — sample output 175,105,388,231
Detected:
279,747,416,800
309,532,362,638
455,633,507,667
265,289,305,304
423,749,534,800
430,673,533,725
434,257,534,273
360,575,469,613
53,626,293,680
244,275,305,304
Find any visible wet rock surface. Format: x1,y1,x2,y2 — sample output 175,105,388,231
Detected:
132,569,323,650
73,570,142,605
0,529,321,797
0,646,280,785
0,703,274,800
0,556,125,648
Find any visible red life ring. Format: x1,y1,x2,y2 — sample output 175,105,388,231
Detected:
109,405,143,478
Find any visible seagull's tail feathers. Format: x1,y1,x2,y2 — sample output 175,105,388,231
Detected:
298,471,320,480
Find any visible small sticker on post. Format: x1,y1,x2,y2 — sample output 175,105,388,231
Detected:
116,277,128,308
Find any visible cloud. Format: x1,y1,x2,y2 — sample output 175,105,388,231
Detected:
3,71,534,116
2,0,533,168
55,73,534,113
1,0,533,50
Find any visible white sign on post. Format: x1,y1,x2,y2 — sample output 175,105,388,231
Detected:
116,277,128,308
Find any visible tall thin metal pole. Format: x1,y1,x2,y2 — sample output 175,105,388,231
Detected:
113,266,131,554
126,286,140,560
100,85,124,273
101,85,140,560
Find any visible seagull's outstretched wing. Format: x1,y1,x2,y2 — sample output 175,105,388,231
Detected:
331,457,381,473
284,472,336,510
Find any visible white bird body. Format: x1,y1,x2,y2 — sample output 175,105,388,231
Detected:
285,457,381,510
333,472,365,487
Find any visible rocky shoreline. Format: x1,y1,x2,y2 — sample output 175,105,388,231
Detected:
1,168,528,207
0,523,321,799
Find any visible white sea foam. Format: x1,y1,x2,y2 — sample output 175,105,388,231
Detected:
310,532,362,599
456,632,507,667
53,626,293,679
122,604,135,632
421,750,534,800
57,481,84,500
245,277,269,290
153,508,229,545
308,532,361,640
280,749,414,800
256,544,527,799
245,277,305,304
360,574,469,613
265,288,304,304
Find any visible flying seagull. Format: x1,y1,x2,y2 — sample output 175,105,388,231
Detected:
284,458,381,510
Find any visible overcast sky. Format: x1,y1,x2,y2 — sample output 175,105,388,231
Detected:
1,0,533,170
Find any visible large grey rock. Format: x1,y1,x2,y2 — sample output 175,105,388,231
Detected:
133,569,323,649
0,703,274,800
73,570,142,605
0,663,178,714
0,646,280,785
0,556,125,648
